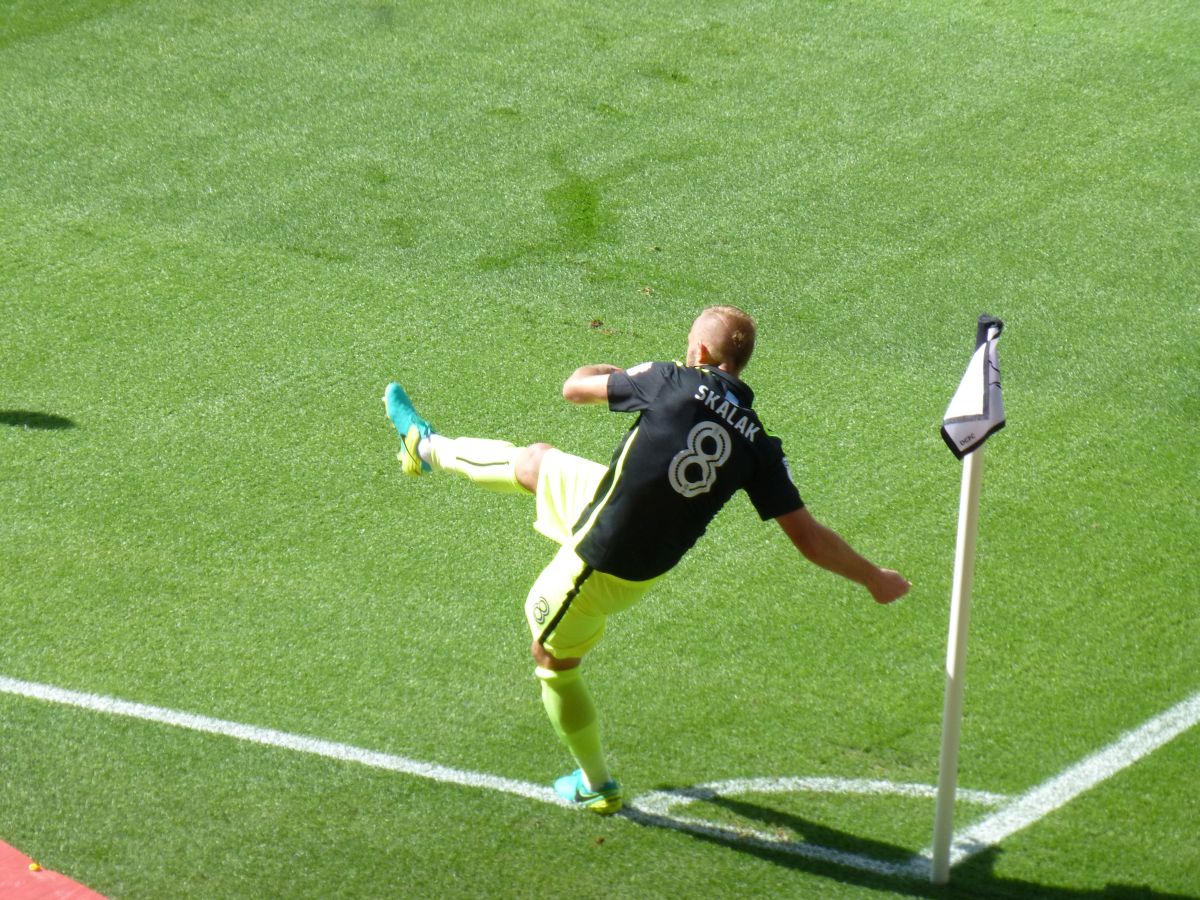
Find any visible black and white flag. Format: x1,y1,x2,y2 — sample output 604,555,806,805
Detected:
941,315,1005,460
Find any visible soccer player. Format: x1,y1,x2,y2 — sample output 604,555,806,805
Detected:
383,305,910,814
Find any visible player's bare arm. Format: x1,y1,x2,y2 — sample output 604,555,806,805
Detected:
562,364,622,404
775,507,911,604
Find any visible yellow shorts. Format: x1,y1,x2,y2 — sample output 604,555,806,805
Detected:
524,449,657,660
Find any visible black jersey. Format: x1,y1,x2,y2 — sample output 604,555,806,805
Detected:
573,362,803,581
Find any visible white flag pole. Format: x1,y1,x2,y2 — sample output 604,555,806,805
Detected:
931,321,1001,884
931,444,985,883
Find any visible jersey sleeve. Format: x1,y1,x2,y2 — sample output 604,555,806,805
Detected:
607,361,673,413
746,437,804,520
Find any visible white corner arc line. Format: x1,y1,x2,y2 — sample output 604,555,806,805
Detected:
625,777,1010,880
630,776,1009,817
0,675,565,808
620,803,931,879
926,689,1200,868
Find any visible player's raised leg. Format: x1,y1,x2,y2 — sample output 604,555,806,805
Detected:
383,382,434,476
383,380,549,492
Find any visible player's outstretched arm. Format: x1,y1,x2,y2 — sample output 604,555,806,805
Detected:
775,508,911,604
562,364,622,404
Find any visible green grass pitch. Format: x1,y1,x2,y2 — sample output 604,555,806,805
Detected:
1,1,1197,897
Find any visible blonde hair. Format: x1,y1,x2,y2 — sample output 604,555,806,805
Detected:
699,305,756,372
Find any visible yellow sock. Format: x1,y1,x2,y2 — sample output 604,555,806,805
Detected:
536,666,612,789
425,435,522,493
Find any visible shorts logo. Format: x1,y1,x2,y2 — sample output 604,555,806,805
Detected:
533,597,551,625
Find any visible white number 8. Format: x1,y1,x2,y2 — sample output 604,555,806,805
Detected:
669,422,732,497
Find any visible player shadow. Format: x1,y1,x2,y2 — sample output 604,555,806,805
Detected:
622,794,1197,900
0,410,76,430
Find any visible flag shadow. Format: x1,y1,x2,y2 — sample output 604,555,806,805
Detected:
0,410,76,430
621,793,1196,900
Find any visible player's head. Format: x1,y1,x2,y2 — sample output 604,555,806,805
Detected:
686,306,756,375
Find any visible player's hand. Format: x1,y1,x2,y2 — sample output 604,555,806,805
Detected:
869,568,911,604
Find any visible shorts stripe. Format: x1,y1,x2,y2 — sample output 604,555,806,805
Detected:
537,563,594,647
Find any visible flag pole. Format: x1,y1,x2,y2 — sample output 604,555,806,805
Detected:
930,443,985,883
931,318,1002,884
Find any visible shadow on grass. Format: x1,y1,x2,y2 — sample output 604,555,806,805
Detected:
0,410,76,430
622,794,1197,900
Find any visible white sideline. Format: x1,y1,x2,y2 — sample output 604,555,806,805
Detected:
0,675,565,808
2,675,1197,878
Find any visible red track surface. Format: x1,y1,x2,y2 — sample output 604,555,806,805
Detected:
0,840,107,900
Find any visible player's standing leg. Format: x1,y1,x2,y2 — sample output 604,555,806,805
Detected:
384,379,623,814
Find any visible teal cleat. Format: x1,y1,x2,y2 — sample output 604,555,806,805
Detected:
553,769,622,815
382,382,434,475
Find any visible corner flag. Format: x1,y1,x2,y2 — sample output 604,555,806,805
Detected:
931,314,1005,884
940,315,1004,460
